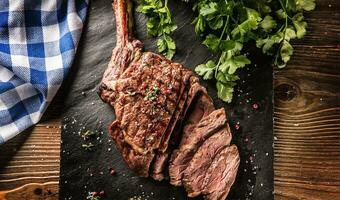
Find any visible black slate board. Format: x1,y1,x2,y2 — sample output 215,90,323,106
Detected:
59,0,273,199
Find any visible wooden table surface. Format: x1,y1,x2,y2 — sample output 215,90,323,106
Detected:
1,0,340,199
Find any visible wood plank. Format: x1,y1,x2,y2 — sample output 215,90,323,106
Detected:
273,0,340,199
0,182,59,200
0,120,61,200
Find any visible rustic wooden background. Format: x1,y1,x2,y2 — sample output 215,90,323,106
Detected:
0,97,62,200
274,0,340,199
0,0,339,199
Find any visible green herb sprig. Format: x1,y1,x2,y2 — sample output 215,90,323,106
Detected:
82,142,95,151
193,0,315,102
138,0,315,102
137,0,177,59
81,130,96,140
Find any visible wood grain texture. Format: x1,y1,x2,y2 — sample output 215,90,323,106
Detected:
0,182,59,200
273,0,340,199
0,120,61,200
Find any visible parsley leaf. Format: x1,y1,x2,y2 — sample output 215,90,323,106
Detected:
200,2,218,16
292,13,307,38
296,0,316,11
260,16,277,32
280,40,294,64
137,0,177,59
195,61,216,80
216,81,235,103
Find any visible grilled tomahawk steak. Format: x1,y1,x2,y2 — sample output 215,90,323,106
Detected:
98,0,240,199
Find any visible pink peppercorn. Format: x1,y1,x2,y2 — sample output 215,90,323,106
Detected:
252,103,259,110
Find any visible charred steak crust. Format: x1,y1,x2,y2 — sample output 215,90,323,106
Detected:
99,0,240,198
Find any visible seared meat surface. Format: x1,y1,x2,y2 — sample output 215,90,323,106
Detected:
98,0,240,199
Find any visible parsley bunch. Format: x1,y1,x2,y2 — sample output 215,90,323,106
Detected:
137,0,177,59
194,0,315,102
138,0,315,102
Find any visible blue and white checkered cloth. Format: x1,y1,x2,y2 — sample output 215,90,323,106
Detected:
0,0,88,144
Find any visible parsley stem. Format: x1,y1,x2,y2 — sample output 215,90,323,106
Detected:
278,0,287,13
219,16,229,42
215,51,226,78
214,16,230,79
275,0,289,65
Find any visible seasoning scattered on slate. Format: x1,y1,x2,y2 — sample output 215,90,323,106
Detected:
234,123,240,130
99,191,105,196
86,192,100,200
252,103,259,110
129,196,142,200
109,168,116,176
92,191,99,197
249,156,254,162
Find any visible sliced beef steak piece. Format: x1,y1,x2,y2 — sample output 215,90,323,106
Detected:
178,91,215,148
182,125,232,197
202,145,240,200
169,108,225,186
151,76,204,181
